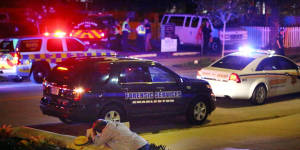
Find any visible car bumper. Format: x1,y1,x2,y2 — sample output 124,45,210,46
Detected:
206,80,252,99
40,96,98,121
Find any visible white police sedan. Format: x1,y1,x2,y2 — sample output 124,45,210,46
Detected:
197,49,300,105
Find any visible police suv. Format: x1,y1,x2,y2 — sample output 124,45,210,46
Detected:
0,32,116,83
40,57,216,124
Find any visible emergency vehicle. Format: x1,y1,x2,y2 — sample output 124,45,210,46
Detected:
197,47,300,105
0,32,116,83
40,57,216,124
70,14,118,49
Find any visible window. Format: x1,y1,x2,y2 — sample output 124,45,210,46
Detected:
66,39,86,51
162,16,168,25
191,17,199,28
276,57,297,70
122,66,150,83
47,39,63,52
185,17,191,27
149,66,176,82
169,16,184,26
212,56,255,70
19,39,42,52
256,58,278,71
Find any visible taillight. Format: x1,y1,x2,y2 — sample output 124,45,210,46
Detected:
229,73,241,83
196,69,202,79
73,87,85,101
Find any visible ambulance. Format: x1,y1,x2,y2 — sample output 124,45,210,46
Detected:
0,31,116,83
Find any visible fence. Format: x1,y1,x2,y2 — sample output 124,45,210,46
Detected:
243,26,300,48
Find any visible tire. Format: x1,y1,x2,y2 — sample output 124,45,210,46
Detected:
100,106,126,122
186,100,209,125
59,117,74,124
250,84,267,105
32,65,49,83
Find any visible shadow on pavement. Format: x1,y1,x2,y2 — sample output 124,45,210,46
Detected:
216,93,300,108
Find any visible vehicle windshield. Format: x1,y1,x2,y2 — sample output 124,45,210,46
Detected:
47,60,110,87
212,56,255,70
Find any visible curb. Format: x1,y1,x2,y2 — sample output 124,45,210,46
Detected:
12,126,110,150
117,51,202,59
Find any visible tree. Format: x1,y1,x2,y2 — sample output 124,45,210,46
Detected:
194,0,248,56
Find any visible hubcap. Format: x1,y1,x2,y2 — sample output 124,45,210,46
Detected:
193,102,207,121
105,111,121,122
256,86,266,103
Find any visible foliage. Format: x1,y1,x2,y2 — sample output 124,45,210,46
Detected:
0,124,72,150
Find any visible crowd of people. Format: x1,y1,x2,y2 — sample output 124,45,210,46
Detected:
112,17,153,52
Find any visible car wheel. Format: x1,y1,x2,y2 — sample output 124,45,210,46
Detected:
186,100,208,125
100,106,126,122
32,65,49,83
59,117,74,124
250,85,267,105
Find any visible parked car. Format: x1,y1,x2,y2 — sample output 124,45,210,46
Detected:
160,14,248,52
197,49,300,105
40,56,216,124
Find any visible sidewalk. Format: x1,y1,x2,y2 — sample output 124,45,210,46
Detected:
142,113,300,150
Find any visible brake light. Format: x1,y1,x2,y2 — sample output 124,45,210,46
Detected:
12,52,20,65
73,87,85,101
229,73,241,83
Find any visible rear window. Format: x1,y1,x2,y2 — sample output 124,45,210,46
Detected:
47,61,110,87
212,56,255,70
19,39,42,52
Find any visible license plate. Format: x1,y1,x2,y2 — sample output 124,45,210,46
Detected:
51,86,60,95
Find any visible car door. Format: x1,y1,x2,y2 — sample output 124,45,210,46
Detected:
148,64,184,114
119,64,155,116
189,16,200,44
275,56,300,94
256,57,287,96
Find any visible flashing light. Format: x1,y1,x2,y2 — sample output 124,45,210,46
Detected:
229,73,241,83
238,45,254,54
54,31,66,38
44,32,50,36
100,32,105,37
57,66,68,71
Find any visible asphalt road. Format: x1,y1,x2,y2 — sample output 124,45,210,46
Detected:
1,56,300,150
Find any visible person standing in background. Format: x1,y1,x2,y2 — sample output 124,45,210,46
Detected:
122,17,131,51
136,21,146,51
276,28,285,56
144,19,152,51
202,21,212,55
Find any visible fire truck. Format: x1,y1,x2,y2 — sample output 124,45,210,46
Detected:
70,13,119,50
